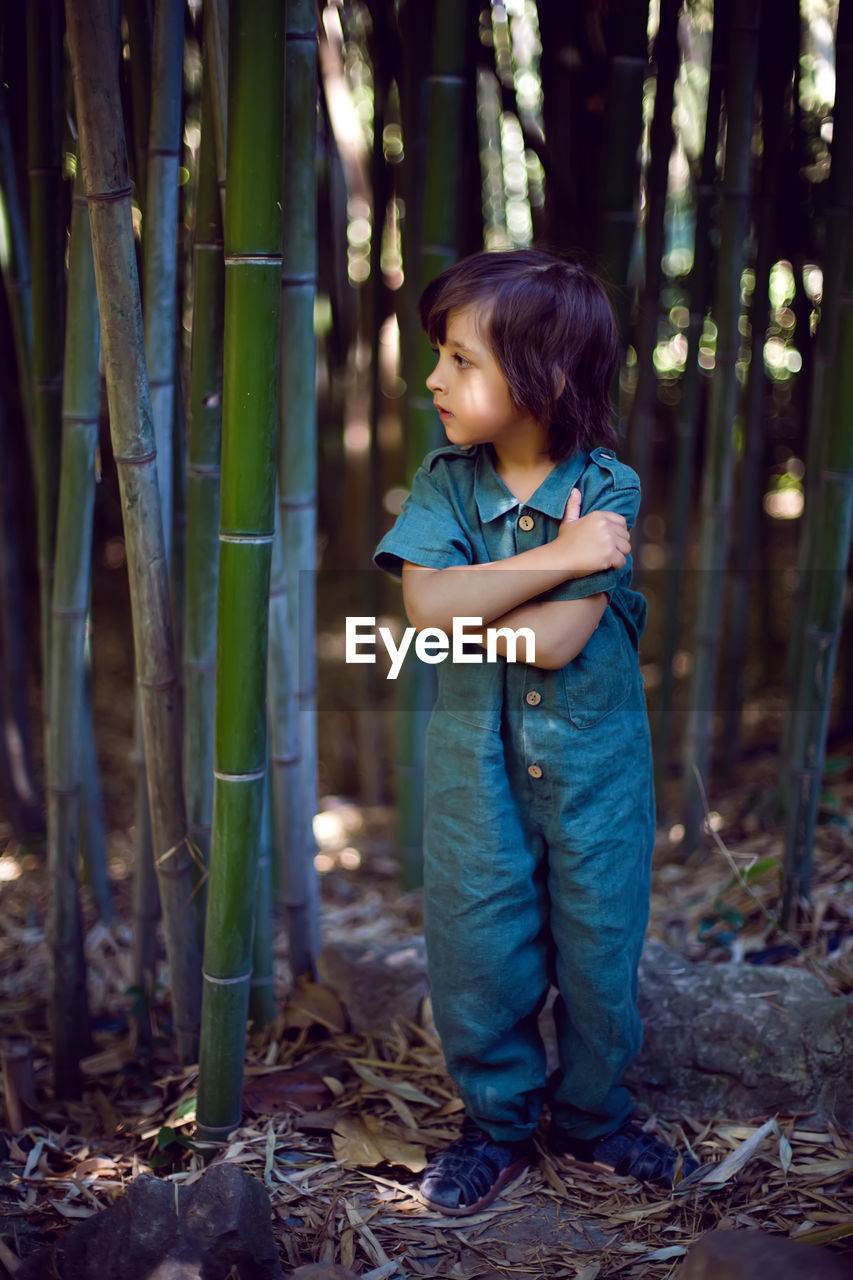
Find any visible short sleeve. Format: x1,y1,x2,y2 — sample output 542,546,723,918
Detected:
374,462,473,578
537,449,641,603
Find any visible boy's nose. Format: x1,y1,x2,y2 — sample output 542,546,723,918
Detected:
426,365,443,393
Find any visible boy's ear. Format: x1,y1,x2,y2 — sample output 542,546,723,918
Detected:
552,367,566,398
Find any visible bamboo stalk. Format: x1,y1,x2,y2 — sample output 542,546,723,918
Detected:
395,0,477,889
722,0,797,771
26,0,65,709
65,0,201,1064
0,89,35,449
597,0,650,350
680,0,761,849
184,42,224,927
47,167,99,1097
274,0,321,979
202,0,228,219
125,0,153,212
654,0,729,804
196,0,284,1141
782,0,853,920
625,0,681,542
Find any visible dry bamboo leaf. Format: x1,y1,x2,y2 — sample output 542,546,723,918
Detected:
678,1116,779,1191
348,1060,438,1108
344,1198,391,1267
791,1218,853,1245
282,980,347,1034
332,1115,426,1173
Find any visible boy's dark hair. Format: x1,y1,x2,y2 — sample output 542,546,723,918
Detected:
419,249,619,459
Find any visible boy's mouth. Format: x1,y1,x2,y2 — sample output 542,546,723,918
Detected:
434,402,453,420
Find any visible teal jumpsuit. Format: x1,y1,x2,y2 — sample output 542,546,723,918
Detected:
375,442,654,1144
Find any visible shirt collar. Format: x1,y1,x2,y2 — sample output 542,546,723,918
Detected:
474,445,589,523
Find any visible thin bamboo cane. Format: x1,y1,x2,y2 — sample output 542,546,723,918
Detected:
680,0,761,849
784,1,853,731
78,668,112,923
202,0,228,219
625,0,681,540
597,0,649,351
65,0,201,1064
654,0,729,805
26,0,65,708
394,0,477,889
722,0,797,772
143,0,183,568
196,0,284,1141
0,90,35,449
131,0,184,1027
781,0,853,921
125,0,153,212
274,0,320,979
184,45,224,927
48,168,100,1098
0,310,43,840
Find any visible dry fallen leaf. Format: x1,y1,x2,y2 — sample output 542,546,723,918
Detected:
331,1114,427,1173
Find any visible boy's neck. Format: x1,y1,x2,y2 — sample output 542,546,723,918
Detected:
491,427,554,505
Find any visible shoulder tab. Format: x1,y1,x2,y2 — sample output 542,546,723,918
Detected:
589,446,639,490
422,443,478,472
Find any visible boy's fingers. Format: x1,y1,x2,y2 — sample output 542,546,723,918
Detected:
562,488,582,523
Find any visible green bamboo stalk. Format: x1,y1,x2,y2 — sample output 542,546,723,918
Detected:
395,0,477,890
27,0,65,707
125,0,153,211
784,1,853,725
196,0,284,1141
0,89,35,449
625,0,681,527
0,309,43,841
654,0,728,803
65,0,201,1064
184,46,224,925
275,0,320,979
597,0,650,349
202,0,228,218
47,168,100,1098
722,0,797,772
782,0,853,921
681,0,761,849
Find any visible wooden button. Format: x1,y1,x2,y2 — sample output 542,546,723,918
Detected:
526,690,542,706
527,763,543,779
518,514,535,531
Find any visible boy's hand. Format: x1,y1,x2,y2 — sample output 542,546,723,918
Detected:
554,487,631,574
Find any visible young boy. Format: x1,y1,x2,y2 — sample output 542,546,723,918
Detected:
375,250,699,1214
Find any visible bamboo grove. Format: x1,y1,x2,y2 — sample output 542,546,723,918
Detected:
0,0,851,1134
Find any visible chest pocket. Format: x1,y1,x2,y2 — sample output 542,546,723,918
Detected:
562,606,634,728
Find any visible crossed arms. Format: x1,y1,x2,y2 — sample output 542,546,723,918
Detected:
401,489,631,670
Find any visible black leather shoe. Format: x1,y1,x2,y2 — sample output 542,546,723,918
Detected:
420,1118,531,1215
550,1119,700,1189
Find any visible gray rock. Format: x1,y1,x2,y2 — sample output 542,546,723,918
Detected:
317,938,429,1034
18,1163,282,1279
625,940,853,1126
680,1227,853,1278
318,936,853,1125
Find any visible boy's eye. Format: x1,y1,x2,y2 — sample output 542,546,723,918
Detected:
453,354,471,368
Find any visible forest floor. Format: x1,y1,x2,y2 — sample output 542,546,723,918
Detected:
1,737,853,1279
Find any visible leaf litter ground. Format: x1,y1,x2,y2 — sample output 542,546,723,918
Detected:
1,748,852,1278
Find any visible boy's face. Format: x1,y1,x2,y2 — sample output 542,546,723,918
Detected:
426,306,541,451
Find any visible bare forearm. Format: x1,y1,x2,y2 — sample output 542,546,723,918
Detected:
402,547,570,632
481,595,607,669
